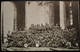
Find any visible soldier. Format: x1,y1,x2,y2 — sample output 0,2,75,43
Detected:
35,41,40,47
7,31,11,37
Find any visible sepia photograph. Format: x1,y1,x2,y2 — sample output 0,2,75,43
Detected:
1,1,80,51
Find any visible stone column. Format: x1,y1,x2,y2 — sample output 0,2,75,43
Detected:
49,2,55,27
14,2,25,31
1,2,4,44
13,4,17,31
72,1,78,29
54,1,60,26
25,1,28,30
59,1,66,29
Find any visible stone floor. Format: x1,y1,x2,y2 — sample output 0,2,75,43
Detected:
6,47,80,51
1,43,79,51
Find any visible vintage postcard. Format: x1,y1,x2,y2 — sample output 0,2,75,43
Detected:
1,1,80,51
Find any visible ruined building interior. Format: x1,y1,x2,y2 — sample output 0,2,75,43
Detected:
1,1,79,47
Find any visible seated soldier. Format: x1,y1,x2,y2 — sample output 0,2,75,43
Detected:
7,31,11,37
45,23,50,30
55,24,59,29
41,24,45,31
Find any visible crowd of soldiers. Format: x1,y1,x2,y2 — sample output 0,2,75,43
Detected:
7,23,79,48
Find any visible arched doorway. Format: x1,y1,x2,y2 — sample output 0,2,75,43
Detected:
1,1,17,43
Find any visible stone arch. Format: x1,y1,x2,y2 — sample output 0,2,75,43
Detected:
1,1,17,43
